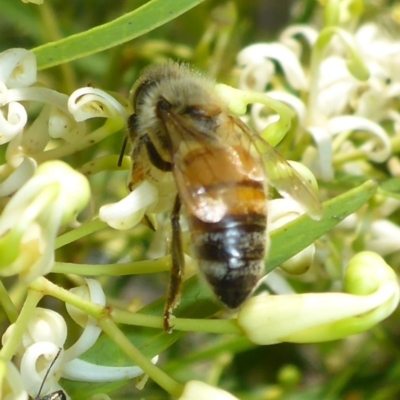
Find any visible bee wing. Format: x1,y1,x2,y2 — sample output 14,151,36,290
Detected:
160,109,265,223
234,118,323,220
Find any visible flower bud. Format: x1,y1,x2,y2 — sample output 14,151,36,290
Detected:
0,161,90,281
237,252,399,344
179,381,239,400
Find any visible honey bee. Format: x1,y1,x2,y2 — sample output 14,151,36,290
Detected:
127,62,322,331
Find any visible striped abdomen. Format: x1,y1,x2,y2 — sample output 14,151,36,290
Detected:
181,146,268,309
189,210,267,308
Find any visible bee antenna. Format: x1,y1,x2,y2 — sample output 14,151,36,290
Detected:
118,137,128,167
35,348,62,400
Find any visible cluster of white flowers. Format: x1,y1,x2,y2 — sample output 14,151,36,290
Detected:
0,47,131,284
1,280,157,399
233,13,400,271
1,3,400,398
237,22,395,182
0,48,155,399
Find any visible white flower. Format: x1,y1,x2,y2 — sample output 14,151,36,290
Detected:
0,161,90,282
237,252,399,344
0,48,84,195
236,21,395,182
0,358,28,400
20,341,66,398
2,280,158,398
268,198,315,275
366,219,400,256
99,180,158,230
237,43,308,91
68,87,128,122
0,48,36,88
179,380,240,400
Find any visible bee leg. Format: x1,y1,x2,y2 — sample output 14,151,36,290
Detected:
164,195,184,333
142,134,172,172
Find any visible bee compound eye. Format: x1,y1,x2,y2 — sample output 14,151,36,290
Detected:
156,97,171,112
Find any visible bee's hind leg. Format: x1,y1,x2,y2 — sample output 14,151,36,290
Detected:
164,195,184,333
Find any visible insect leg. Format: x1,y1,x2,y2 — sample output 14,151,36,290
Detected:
164,195,184,332
141,134,172,172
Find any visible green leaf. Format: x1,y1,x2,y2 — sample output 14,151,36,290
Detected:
378,178,400,201
32,0,205,70
267,180,377,271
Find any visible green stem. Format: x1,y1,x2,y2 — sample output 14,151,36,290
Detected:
215,84,292,146
323,0,340,26
52,256,171,275
333,148,365,166
0,280,18,323
172,317,242,334
111,309,163,329
112,308,242,334
99,316,184,398
29,277,105,319
79,154,130,176
333,134,400,167
55,218,107,249
31,118,124,163
40,2,77,93
0,289,43,361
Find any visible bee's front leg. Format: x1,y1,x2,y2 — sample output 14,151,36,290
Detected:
164,195,184,333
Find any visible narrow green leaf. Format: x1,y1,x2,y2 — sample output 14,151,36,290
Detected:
32,0,205,70
267,180,378,270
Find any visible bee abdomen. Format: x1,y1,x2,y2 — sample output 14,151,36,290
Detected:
189,213,267,309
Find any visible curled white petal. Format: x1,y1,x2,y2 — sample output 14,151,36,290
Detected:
279,25,318,55
0,49,36,88
307,127,334,181
179,380,240,400
238,59,275,92
366,220,400,256
262,270,295,295
62,355,158,382
66,278,106,309
0,101,28,144
250,91,306,134
317,57,359,118
2,309,66,355
266,91,306,125
100,181,158,230
63,320,102,364
22,308,67,350
327,115,391,163
68,87,127,121
0,156,36,197
6,87,69,112
21,105,51,153
20,342,64,398
48,106,83,142
237,43,308,90
0,359,28,400
64,280,105,362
